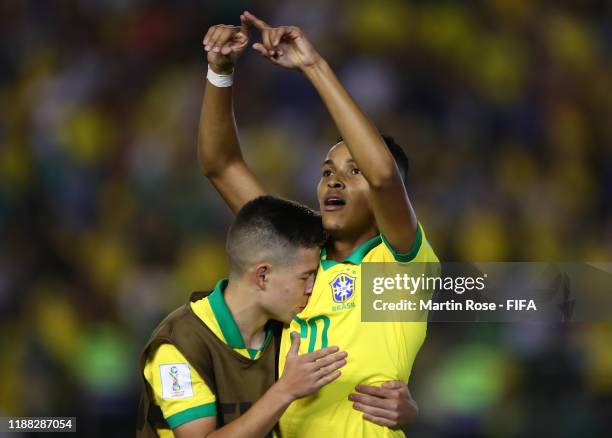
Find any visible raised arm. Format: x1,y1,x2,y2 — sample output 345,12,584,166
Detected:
244,11,418,252
199,18,267,214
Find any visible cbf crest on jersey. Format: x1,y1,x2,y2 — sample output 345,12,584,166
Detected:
331,273,356,303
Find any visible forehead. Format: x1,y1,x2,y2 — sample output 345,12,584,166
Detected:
325,142,353,163
292,246,322,267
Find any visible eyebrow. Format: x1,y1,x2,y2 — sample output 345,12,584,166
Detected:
322,158,356,166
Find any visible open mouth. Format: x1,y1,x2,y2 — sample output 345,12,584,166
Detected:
324,195,346,211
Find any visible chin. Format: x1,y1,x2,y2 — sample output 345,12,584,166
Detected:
273,312,292,324
322,216,344,233
279,315,293,325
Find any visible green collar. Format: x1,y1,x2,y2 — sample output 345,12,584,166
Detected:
320,234,382,271
208,279,273,359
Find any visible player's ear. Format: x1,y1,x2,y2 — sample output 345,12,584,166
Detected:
254,263,270,289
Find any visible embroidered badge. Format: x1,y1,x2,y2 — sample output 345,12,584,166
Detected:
330,273,356,303
160,363,194,399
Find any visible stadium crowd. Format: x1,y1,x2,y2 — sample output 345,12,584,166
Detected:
0,0,610,436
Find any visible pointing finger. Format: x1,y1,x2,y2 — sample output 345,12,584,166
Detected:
243,10,269,31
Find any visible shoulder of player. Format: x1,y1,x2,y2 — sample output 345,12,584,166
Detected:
368,223,436,263
145,343,191,371
189,295,215,323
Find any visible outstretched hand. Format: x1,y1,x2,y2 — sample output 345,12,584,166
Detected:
203,16,250,74
242,11,321,70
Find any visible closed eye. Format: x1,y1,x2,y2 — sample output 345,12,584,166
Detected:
301,270,317,280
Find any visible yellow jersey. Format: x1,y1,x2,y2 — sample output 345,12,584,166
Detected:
278,224,438,437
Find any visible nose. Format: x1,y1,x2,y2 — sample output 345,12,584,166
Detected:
327,178,344,189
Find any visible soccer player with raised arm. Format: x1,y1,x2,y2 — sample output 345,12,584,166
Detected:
199,12,438,437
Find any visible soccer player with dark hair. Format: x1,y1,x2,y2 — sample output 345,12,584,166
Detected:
199,12,439,437
137,196,347,438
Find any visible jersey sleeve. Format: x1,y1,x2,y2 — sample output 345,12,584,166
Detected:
375,223,438,263
143,343,217,429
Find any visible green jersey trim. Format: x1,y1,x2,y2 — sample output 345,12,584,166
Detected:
166,402,217,429
208,279,273,356
320,234,383,271
380,222,423,263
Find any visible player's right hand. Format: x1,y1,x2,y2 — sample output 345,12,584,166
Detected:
242,11,321,71
203,16,249,74
278,332,347,401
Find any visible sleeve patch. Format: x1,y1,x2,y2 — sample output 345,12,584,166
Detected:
160,363,194,400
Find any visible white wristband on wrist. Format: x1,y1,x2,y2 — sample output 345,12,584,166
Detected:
207,65,234,87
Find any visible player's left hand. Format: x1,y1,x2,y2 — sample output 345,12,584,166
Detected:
203,18,249,74
242,11,321,70
349,381,418,429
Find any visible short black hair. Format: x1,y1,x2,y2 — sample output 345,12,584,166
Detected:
226,196,327,275
336,134,410,185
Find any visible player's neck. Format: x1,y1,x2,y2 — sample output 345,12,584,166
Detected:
223,280,268,350
327,228,378,261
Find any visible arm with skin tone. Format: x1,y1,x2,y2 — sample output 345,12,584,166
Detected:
242,11,418,253
199,18,267,214
174,333,347,438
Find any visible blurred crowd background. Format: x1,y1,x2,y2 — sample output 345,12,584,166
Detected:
1,0,611,436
